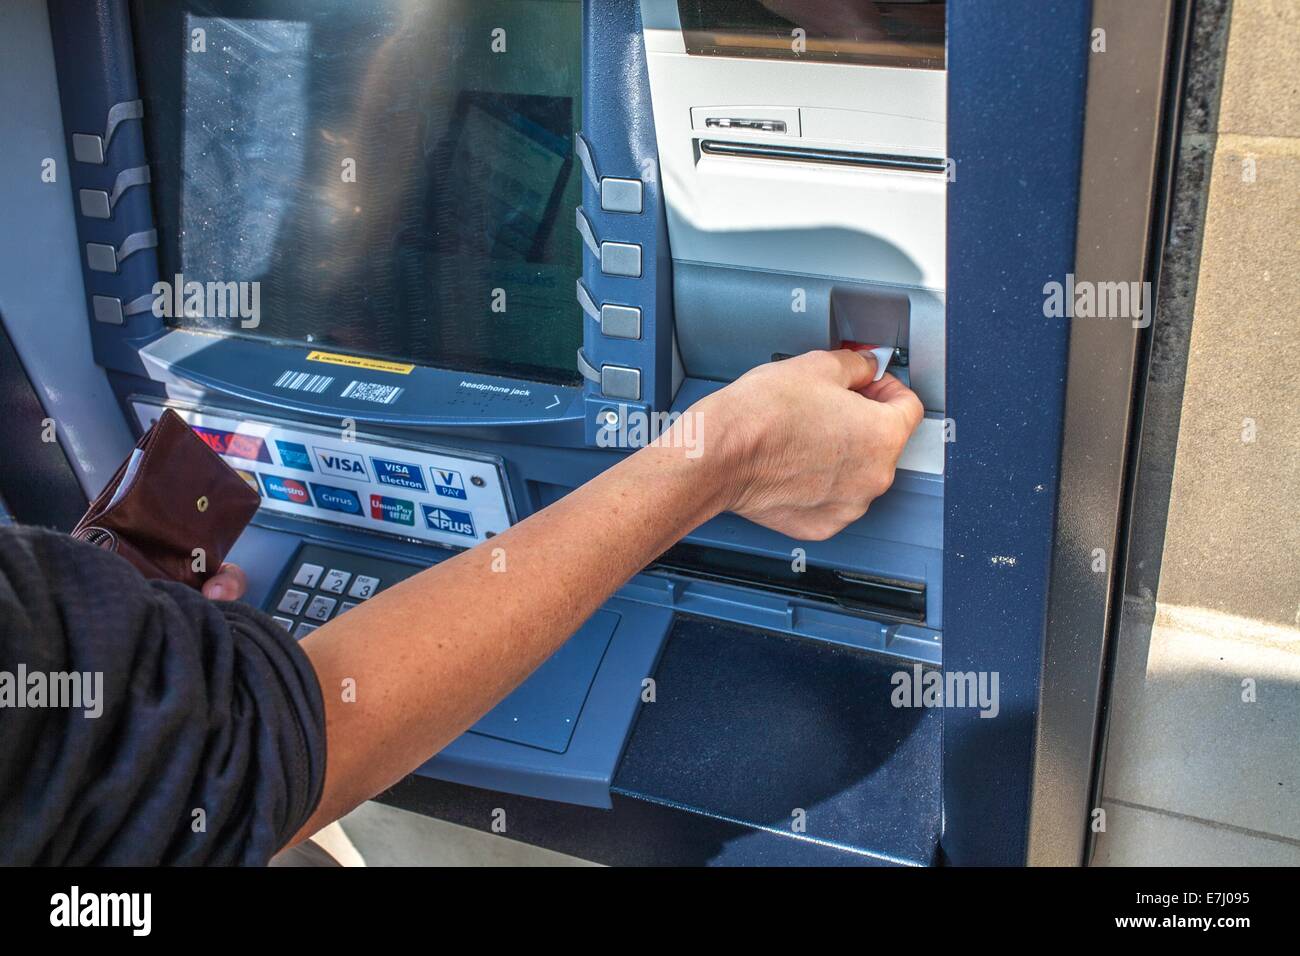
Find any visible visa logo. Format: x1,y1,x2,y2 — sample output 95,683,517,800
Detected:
431,468,468,500
421,504,476,538
371,457,426,492
261,474,311,506
310,483,362,515
313,446,368,482
369,494,414,526
275,440,313,472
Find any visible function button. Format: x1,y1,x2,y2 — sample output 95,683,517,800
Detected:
601,365,641,401
348,575,380,599
71,133,105,165
293,563,325,588
600,241,642,278
600,304,641,340
600,178,643,214
86,242,119,273
277,590,309,615
320,569,352,594
305,595,338,622
339,601,359,615
272,616,294,632
293,622,319,639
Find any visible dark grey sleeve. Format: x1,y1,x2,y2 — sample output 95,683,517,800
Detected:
0,525,326,865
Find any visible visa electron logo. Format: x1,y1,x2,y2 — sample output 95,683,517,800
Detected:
369,494,415,526
371,457,426,491
261,474,311,505
431,468,468,500
275,440,313,471
313,446,368,481
310,483,362,515
422,504,476,537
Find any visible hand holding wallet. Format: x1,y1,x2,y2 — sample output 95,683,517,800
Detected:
72,408,260,589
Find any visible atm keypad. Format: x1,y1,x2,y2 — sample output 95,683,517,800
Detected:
265,545,425,639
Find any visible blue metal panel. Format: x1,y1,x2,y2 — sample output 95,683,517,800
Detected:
942,0,1092,865
579,0,676,433
47,0,165,373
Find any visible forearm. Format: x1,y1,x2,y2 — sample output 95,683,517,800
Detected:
293,427,729,837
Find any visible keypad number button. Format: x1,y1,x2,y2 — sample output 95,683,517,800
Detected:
277,590,309,615
293,622,319,639
272,616,295,632
348,575,380,599
305,595,338,622
293,563,325,588
320,569,352,594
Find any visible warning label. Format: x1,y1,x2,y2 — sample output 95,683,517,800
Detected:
306,351,415,375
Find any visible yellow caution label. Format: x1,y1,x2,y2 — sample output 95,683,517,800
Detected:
306,351,415,375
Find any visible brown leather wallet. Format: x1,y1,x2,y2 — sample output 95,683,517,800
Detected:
72,408,261,588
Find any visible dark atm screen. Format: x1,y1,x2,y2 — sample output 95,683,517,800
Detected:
678,0,946,69
131,0,584,385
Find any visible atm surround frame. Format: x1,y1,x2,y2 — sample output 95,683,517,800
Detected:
28,0,1177,863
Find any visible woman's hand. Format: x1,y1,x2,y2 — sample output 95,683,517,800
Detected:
201,563,249,601
693,349,924,540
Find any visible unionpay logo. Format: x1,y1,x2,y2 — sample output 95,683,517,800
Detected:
275,440,313,471
369,494,414,526
371,457,426,492
313,446,368,482
431,468,468,500
421,504,476,538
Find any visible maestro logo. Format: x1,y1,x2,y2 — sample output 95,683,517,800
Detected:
421,504,476,538
313,446,368,482
261,474,311,506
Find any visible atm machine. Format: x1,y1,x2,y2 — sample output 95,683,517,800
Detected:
0,0,1182,864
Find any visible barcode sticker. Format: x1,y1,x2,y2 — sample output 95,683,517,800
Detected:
274,370,334,394
341,380,404,405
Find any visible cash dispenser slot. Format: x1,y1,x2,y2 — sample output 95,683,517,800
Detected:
650,542,927,624
699,139,947,174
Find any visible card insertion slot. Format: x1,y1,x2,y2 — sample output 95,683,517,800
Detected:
699,140,947,174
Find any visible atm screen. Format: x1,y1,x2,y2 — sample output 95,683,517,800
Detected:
131,0,584,385
678,0,946,69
